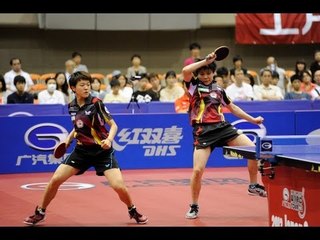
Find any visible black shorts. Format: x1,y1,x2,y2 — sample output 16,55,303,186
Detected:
62,145,119,176
193,121,240,151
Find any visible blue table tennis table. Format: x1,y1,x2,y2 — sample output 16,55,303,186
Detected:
223,135,320,227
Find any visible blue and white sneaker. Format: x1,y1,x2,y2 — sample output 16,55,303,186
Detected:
248,183,267,197
185,204,199,219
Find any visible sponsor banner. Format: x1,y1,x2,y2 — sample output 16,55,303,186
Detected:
236,14,320,44
0,112,300,174
263,165,320,226
0,104,64,117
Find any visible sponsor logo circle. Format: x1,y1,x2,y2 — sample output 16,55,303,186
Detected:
21,182,95,190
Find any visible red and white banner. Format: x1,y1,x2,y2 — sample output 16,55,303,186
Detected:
235,14,320,44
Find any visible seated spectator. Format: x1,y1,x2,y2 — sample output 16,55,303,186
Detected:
38,77,65,104
117,74,133,102
4,57,34,94
216,66,230,89
91,77,107,100
254,69,283,101
229,55,248,77
103,78,127,103
175,82,190,113
7,75,34,104
300,70,317,98
226,69,254,101
184,42,201,66
55,72,72,104
131,77,158,103
0,74,9,104
65,59,76,82
126,54,147,81
159,70,184,102
284,74,311,100
72,52,89,72
149,73,162,101
214,75,224,88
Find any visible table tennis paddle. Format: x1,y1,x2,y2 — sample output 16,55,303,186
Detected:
206,46,229,61
53,142,66,158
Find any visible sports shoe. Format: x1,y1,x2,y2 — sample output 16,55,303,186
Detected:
248,183,267,197
128,206,148,224
185,204,199,219
23,206,46,225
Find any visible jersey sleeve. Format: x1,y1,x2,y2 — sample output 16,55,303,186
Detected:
220,88,232,106
95,100,113,123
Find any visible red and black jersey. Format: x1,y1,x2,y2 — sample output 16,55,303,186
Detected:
68,95,113,146
186,78,231,125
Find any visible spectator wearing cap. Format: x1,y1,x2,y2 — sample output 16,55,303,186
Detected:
159,70,184,102
184,42,201,66
284,74,311,100
7,75,34,104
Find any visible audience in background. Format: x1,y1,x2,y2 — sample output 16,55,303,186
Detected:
55,72,71,104
65,59,76,82
103,78,127,103
226,69,254,101
184,42,202,67
4,58,34,94
72,52,89,72
131,77,157,103
254,69,283,101
37,77,65,104
229,55,248,77
148,73,162,101
0,74,9,104
159,70,184,102
284,74,311,100
126,54,147,83
7,75,34,104
309,50,320,79
116,74,133,102
91,77,107,100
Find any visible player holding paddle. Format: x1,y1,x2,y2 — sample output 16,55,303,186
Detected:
182,47,266,219
24,71,148,225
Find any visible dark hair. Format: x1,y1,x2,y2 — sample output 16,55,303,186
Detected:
69,71,92,88
131,54,141,61
165,70,176,79
55,72,69,96
194,58,217,76
272,71,279,79
45,77,56,84
72,52,82,58
216,67,229,77
290,74,302,83
189,42,201,51
0,74,6,92
232,55,243,63
13,75,26,86
110,78,120,88
10,58,21,65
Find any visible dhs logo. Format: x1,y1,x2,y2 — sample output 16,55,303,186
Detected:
231,119,267,143
24,123,69,151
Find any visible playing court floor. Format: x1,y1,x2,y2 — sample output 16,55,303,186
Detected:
0,167,268,227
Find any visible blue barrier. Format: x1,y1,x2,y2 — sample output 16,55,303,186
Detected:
0,110,310,174
0,100,318,116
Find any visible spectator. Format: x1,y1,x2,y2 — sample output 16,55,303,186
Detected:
284,74,311,100
103,78,127,103
91,77,107,100
38,77,65,104
174,82,190,113
72,52,89,72
7,75,34,104
309,49,320,79
65,59,76,82
4,58,34,94
295,59,307,78
300,70,318,99
216,66,230,89
131,77,157,103
148,73,162,101
254,69,283,101
126,54,147,82
159,71,184,102
117,74,133,103
55,72,72,104
226,69,254,101
229,55,248,77
184,42,202,66
0,74,9,104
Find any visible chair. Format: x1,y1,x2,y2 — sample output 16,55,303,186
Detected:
247,70,259,85
90,73,105,81
39,73,56,84
285,70,295,79
30,73,41,84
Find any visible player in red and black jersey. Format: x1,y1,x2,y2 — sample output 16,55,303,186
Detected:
182,53,267,219
24,71,147,225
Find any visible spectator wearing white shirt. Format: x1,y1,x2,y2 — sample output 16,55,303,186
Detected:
38,77,65,104
65,59,76,82
4,58,34,94
226,69,254,101
254,69,283,101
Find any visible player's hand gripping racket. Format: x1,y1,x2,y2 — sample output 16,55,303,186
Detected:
53,142,67,158
206,46,229,61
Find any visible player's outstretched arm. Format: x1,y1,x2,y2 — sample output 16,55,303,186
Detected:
226,102,264,125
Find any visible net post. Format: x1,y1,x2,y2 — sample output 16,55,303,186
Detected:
256,136,261,158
